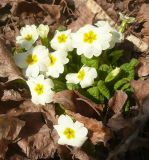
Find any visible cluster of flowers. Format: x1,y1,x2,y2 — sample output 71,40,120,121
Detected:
14,22,122,147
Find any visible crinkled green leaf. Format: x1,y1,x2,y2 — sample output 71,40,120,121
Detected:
114,78,129,90
66,83,80,90
105,68,121,83
129,58,139,67
97,80,111,99
120,59,138,80
52,79,67,92
109,50,123,64
98,64,112,80
121,83,130,91
98,64,111,72
124,100,130,112
87,86,100,101
81,55,99,69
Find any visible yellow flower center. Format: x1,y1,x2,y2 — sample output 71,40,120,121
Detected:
63,128,75,139
49,55,57,66
77,69,85,80
83,30,97,44
26,54,38,65
34,83,44,95
57,34,68,43
24,34,33,41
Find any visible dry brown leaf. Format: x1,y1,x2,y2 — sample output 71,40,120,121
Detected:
53,90,76,111
6,100,57,137
68,0,94,31
4,100,58,159
137,57,149,77
0,115,25,140
72,148,92,160
137,4,149,44
0,115,25,158
18,124,57,160
9,154,30,160
0,139,8,159
57,146,72,160
39,4,61,21
108,90,128,114
0,39,23,82
53,90,102,117
107,113,130,131
66,110,111,145
131,79,149,106
1,89,24,101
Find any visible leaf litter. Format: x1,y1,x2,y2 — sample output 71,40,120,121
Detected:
0,0,149,160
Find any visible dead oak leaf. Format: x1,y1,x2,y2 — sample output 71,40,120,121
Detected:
107,113,130,131
108,90,128,114
68,0,94,31
1,89,24,101
53,90,102,118
131,79,149,106
0,139,9,159
17,124,57,160
0,39,23,83
0,115,25,158
137,4,149,44
66,110,111,145
137,57,149,77
0,115,25,140
72,148,94,160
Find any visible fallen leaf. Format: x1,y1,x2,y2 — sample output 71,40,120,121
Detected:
0,39,23,82
108,90,128,114
57,146,72,160
137,57,149,77
107,113,130,131
131,79,149,106
137,4,149,44
17,125,57,160
39,4,61,21
9,154,30,160
72,148,92,160
68,0,94,31
7,100,57,136
0,139,8,159
0,115,25,140
0,115,25,158
53,90,102,117
1,89,24,101
66,110,111,145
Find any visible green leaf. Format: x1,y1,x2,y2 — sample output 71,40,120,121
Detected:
98,64,112,80
114,78,129,90
98,64,111,72
105,67,121,83
97,80,111,99
121,83,130,91
124,100,130,112
120,59,137,80
87,86,100,100
129,58,139,67
66,83,80,90
81,55,99,69
52,79,67,92
109,50,123,64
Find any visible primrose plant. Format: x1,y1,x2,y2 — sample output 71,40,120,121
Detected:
13,20,137,147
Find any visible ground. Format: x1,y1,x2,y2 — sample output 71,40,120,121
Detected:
0,0,149,160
